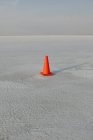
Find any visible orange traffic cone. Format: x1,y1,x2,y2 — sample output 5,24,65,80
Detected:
40,56,53,76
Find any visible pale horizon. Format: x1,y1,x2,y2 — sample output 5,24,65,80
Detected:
0,0,93,35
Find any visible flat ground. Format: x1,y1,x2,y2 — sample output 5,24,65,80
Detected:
0,36,93,140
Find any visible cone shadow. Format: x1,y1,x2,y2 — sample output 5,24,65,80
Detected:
53,63,87,75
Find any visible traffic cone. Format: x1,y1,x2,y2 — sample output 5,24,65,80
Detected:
40,56,53,76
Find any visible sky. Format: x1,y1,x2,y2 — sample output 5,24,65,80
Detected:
0,0,93,35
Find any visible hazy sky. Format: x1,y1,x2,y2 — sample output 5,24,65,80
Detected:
0,0,93,35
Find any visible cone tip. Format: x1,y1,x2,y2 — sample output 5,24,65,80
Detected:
45,55,48,58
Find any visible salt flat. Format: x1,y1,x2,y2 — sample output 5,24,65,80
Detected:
0,36,93,140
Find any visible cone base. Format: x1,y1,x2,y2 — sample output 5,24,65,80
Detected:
40,72,53,76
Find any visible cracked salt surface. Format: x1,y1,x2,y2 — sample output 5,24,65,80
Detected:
0,36,93,140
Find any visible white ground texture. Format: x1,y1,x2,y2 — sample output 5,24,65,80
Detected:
0,36,93,140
